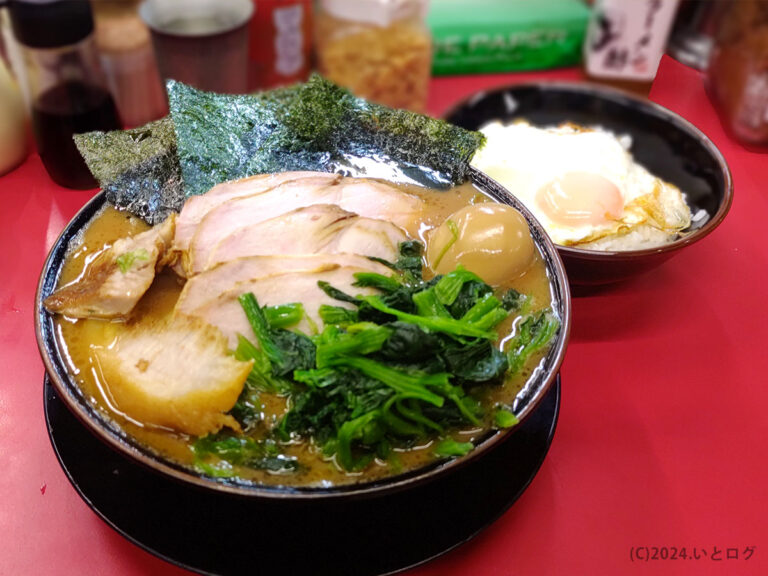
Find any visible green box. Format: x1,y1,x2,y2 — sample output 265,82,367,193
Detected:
428,0,590,75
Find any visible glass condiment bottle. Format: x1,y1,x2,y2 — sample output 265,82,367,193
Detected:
706,0,768,146
583,0,680,97
315,0,431,112
667,0,719,72
7,0,121,189
0,18,28,176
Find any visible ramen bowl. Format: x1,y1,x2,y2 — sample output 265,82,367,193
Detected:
35,166,571,572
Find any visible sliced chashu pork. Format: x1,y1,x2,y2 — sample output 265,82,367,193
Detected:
174,172,342,260
44,214,176,319
186,177,423,276
95,314,252,436
181,175,341,275
204,204,408,271
182,264,389,348
176,253,392,316
321,217,409,263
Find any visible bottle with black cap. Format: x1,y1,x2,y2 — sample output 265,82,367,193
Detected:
4,0,121,189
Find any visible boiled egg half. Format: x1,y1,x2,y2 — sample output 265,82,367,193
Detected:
426,203,535,284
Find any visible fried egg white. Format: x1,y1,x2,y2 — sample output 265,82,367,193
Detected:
470,121,692,249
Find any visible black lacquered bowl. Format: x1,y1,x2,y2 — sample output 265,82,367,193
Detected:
444,83,733,285
35,169,570,495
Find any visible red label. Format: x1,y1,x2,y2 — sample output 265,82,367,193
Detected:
248,0,313,90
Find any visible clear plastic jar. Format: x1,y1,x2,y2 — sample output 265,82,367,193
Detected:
706,0,768,146
315,0,431,112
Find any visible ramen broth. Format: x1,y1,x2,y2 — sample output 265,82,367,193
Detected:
53,179,554,486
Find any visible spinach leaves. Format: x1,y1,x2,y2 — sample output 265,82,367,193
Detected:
194,242,559,475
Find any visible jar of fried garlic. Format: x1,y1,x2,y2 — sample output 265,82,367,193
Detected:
315,0,431,112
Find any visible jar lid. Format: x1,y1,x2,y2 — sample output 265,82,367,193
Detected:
7,0,95,49
95,12,151,53
320,0,429,28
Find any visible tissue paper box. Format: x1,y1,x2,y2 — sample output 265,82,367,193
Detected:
428,0,590,75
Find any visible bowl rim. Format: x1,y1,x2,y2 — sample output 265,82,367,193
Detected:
442,80,734,260
35,170,571,499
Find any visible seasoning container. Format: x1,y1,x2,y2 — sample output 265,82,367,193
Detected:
0,53,27,176
92,0,167,128
7,0,122,189
1,2,26,103
249,0,312,90
139,0,254,95
583,0,680,96
315,0,431,112
667,0,719,71
706,0,768,146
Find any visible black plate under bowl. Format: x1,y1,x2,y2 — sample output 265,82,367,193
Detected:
45,373,560,576
444,83,732,285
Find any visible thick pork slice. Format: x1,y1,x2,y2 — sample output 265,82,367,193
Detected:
186,177,423,276
96,315,252,436
204,204,408,270
173,171,342,258
206,205,354,269
44,214,176,319
184,176,342,275
320,217,409,262
184,265,387,348
332,179,425,228
176,253,391,316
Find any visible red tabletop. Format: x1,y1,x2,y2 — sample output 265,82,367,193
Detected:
2,56,767,575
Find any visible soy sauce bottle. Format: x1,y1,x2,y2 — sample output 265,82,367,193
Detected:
7,0,121,189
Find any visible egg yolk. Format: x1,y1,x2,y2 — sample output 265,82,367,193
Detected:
426,204,535,284
535,171,624,226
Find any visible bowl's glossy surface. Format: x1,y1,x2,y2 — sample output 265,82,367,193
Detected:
444,82,733,285
35,168,571,499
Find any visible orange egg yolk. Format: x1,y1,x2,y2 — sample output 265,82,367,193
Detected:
535,171,624,226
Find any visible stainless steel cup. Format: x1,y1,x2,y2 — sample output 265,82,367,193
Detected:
139,0,254,94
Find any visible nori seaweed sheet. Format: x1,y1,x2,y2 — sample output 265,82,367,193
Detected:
73,75,485,224
74,118,183,225
169,75,485,197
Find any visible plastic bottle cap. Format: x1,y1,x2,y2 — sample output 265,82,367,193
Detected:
7,0,95,49
320,0,427,28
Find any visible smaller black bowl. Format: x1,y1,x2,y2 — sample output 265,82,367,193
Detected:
444,82,733,285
